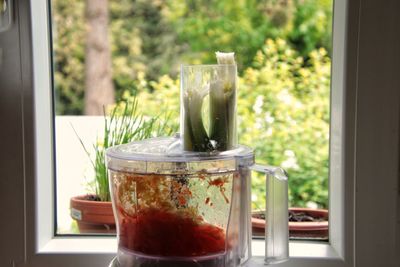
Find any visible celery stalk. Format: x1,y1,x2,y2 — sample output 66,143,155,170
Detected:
183,87,213,152
210,52,237,150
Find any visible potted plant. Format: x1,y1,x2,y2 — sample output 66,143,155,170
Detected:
70,99,175,233
252,207,329,239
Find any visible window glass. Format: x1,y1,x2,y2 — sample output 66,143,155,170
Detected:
51,0,332,240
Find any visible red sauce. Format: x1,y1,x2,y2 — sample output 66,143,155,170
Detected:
118,208,226,257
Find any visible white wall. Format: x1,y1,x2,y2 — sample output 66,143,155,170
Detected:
55,116,104,233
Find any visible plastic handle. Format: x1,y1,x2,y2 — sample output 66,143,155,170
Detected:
250,164,289,265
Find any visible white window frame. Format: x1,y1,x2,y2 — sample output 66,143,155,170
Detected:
1,0,399,266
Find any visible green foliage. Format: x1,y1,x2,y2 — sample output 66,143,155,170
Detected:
166,0,332,70
53,0,183,114
166,0,275,69
239,39,330,209
53,0,332,115
110,0,183,91
52,0,85,115
121,74,181,131
286,0,333,57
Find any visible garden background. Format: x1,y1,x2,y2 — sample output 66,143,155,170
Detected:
53,0,332,210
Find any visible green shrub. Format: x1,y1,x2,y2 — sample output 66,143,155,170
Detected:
121,74,181,131
239,39,330,209
286,0,333,57
52,0,86,115
53,0,332,115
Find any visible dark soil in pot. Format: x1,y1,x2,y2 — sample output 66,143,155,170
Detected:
252,207,328,240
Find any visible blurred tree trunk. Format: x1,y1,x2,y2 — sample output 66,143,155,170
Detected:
84,0,114,115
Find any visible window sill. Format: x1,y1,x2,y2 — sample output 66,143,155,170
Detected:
40,237,340,260
40,237,117,254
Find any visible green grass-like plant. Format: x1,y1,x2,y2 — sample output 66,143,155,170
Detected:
74,97,176,202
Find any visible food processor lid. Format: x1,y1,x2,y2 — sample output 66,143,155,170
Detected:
106,135,254,174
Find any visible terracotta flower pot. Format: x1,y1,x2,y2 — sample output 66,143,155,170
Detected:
252,207,329,239
70,195,116,234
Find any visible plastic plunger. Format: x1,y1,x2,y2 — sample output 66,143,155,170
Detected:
181,52,237,152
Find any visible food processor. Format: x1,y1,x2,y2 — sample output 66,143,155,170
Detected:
107,57,289,266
